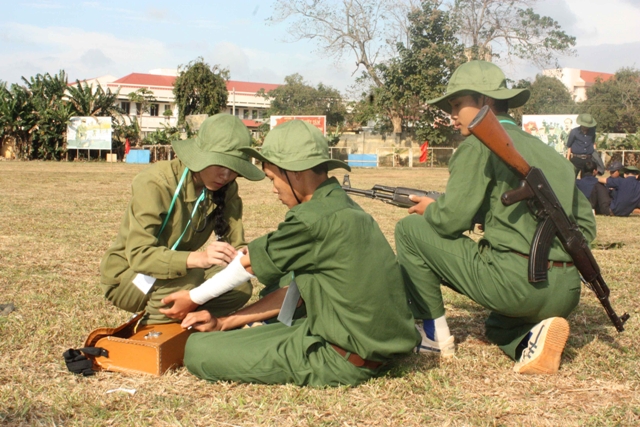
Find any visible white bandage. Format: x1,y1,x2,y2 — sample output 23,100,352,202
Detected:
189,252,254,305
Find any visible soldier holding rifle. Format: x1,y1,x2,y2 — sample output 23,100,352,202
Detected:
395,61,597,374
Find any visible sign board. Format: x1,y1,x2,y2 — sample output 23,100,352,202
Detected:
67,117,112,150
270,115,326,135
522,114,578,156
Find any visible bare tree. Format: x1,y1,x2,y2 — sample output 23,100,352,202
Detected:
450,0,576,67
269,0,423,133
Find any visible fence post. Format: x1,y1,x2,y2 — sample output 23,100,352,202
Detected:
409,148,413,167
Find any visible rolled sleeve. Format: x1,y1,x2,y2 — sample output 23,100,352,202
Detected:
248,211,315,286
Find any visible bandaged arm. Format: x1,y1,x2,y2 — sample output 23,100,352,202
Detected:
189,252,254,305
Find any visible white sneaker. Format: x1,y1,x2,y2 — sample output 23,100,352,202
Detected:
514,317,570,375
415,323,455,357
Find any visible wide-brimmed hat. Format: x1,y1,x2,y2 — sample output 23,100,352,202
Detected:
240,120,351,172
623,165,640,174
576,113,597,128
171,113,264,181
427,61,530,113
607,161,624,172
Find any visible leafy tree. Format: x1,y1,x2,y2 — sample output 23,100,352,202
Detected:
581,68,640,134
66,80,122,118
451,0,576,67
372,1,465,143
259,74,347,128
513,74,575,116
270,0,421,133
0,83,37,159
173,57,229,123
127,87,156,144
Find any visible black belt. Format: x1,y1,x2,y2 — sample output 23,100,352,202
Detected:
572,154,590,159
330,344,384,370
511,251,573,268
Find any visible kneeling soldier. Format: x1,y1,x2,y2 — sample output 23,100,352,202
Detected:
165,120,419,386
395,61,596,374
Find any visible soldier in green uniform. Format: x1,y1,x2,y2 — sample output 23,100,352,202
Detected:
100,114,264,325
169,120,419,386
395,61,596,374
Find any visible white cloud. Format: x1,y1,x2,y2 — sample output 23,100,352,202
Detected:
0,23,171,83
561,0,640,45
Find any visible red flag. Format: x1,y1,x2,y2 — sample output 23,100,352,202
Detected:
419,141,429,163
125,138,131,154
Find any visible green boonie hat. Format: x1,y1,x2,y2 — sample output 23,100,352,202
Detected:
240,120,351,172
576,113,597,128
171,113,264,181
623,165,640,173
427,60,530,113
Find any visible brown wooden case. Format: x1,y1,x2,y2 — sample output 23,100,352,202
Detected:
84,313,193,376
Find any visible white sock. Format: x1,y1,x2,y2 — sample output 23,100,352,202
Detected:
423,316,451,342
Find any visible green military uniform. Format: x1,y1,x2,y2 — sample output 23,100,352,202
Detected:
100,114,264,324
100,158,251,323
184,120,419,386
395,115,597,359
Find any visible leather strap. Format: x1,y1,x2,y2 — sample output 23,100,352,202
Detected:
511,250,574,268
330,344,384,370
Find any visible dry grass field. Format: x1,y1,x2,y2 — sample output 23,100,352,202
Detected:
1,161,639,426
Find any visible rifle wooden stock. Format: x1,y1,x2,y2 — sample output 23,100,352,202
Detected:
468,106,531,177
467,106,629,332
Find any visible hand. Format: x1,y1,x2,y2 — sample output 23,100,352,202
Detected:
187,241,237,269
408,195,435,215
181,311,221,332
159,290,199,320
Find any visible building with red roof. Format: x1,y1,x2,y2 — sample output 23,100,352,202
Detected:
543,68,614,102
75,69,280,135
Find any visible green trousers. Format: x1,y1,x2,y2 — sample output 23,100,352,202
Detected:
101,267,252,324
395,215,581,360
184,319,379,387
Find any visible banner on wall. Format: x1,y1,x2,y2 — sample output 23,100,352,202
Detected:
522,114,578,156
67,117,113,150
270,115,326,135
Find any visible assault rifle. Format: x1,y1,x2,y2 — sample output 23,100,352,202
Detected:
468,106,629,332
341,174,440,208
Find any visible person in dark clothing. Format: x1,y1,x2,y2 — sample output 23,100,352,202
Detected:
566,114,597,176
605,166,640,216
576,160,612,215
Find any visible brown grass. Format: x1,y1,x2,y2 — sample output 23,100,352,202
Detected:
0,161,638,426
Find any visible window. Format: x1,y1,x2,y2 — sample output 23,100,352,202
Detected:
164,104,172,112
258,110,263,119
135,103,142,115
252,110,258,120
149,104,159,117
243,109,249,119
120,102,130,114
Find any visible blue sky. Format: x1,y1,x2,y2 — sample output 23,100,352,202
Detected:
1,0,640,94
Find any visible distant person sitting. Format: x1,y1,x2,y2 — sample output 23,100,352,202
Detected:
575,160,611,215
599,164,640,217
566,114,597,175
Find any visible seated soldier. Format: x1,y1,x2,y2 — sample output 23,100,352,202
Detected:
161,120,419,386
395,60,596,375
576,160,612,215
603,165,640,216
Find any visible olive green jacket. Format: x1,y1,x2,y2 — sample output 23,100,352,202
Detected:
248,178,420,361
425,114,596,261
100,159,246,286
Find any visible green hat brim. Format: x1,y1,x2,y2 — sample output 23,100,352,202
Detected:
241,147,351,172
576,117,597,127
172,138,265,181
623,165,640,173
427,88,530,114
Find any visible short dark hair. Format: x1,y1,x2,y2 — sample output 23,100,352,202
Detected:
470,93,509,113
581,160,597,178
